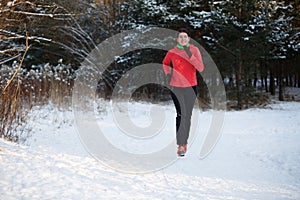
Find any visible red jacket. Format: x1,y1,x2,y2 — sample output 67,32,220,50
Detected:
162,44,204,87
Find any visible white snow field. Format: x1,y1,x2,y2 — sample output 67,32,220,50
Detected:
0,100,300,200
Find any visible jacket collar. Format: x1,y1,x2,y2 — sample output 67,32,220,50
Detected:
177,43,190,50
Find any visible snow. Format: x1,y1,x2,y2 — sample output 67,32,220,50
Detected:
1,100,300,199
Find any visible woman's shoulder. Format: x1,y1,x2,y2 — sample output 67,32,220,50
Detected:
168,46,179,53
189,44,201,53
189,44,199,50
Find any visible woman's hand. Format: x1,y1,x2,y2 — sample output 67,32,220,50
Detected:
184,46,192,58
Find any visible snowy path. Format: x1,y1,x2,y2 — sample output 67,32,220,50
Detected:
1,101,300,199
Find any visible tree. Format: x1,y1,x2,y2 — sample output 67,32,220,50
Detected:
0,0,107,66
192,0,299,107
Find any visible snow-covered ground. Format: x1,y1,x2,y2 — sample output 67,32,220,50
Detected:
1,100,300,200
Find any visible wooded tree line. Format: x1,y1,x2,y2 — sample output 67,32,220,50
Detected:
1,0,299,109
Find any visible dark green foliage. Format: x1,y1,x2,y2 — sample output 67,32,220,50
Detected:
1,0,299,108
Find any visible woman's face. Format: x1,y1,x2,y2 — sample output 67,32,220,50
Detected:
177,32,190,46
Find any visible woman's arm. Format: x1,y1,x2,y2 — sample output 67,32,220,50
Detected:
162,51,173,75
189,46,204,72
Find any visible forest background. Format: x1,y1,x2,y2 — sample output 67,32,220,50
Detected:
0,0,299,141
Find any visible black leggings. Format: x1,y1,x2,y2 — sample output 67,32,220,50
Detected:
170,86,197,146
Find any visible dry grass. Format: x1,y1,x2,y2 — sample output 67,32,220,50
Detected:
0,68,74,142
0,25,75,142
0,31,30,141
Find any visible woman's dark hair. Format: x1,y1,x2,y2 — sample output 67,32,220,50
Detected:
177,28,191,37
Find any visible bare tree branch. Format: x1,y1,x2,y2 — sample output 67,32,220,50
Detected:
0,54,21,65
0,29,52,42
4,10,75,18
2,25,31,94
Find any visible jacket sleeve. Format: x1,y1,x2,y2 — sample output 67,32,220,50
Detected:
162,51,172,75
189,46,204,72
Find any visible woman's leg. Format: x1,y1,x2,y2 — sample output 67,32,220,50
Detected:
181,86,197,145
170,88,183,146
171,86,197,146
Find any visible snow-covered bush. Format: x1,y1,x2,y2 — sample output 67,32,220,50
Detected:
0,62,75,142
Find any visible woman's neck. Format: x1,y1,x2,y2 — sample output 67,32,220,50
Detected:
177,43,190,50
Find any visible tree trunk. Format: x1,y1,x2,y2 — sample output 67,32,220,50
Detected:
235,0,243,109
269,65,275,95
236,59,243,109
254,64,258,88
264,75,268,93
298,71,300,88
278,61,284,101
